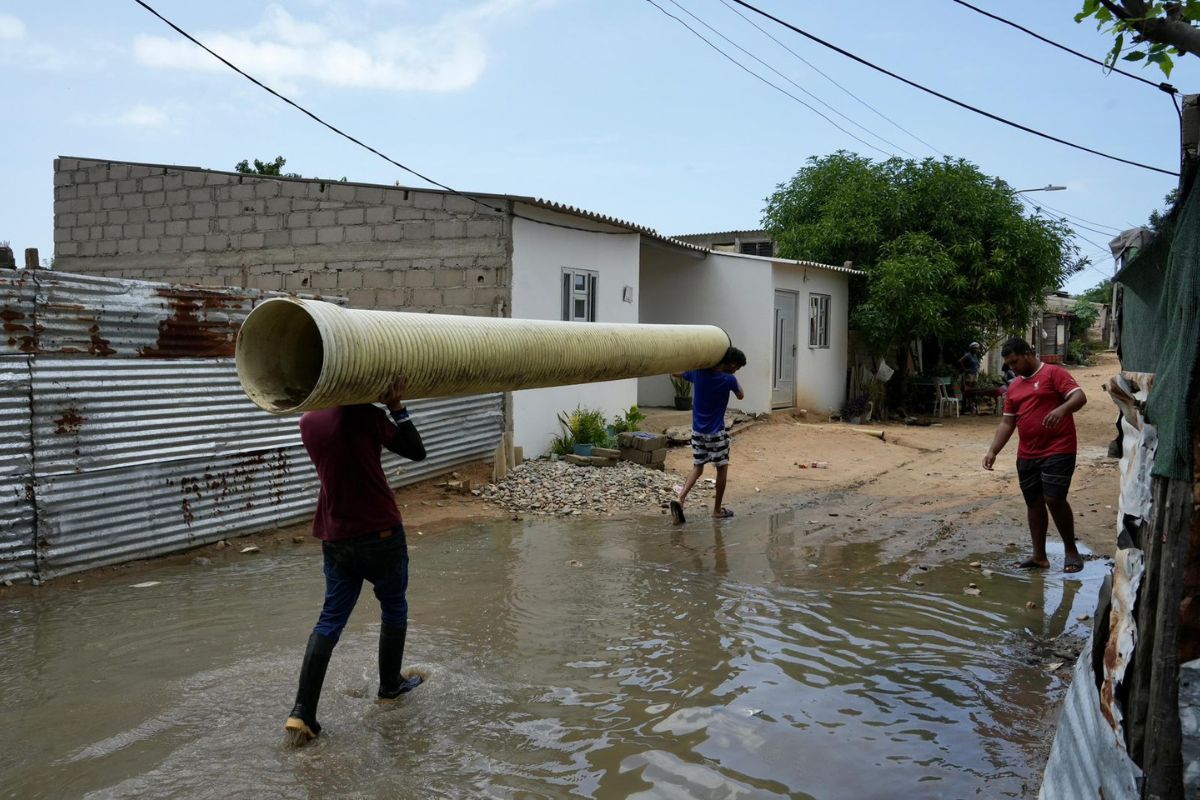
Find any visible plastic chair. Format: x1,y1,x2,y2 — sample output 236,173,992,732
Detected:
935,381,960,418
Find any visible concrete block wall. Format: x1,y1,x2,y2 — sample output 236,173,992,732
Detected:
52,157,512,315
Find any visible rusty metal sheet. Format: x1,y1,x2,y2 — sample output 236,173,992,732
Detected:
1039,640,1142,799
1107,373,1158,524
32,392,501,580
0,270,36,356
1181,659,1200,792
29,359,300,476
32,271,254,359
0,357,34,583
1101,548,1145,735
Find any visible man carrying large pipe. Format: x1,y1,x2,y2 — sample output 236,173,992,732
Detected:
284,375,427,745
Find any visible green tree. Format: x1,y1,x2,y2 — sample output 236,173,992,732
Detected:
234,155,300,177
1075,0,1200,76
762,152,1082,360
1148,187,1181,231
1078,278,1114,304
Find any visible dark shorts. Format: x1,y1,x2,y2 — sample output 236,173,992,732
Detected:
1016,454,1076,504
691,430,731,466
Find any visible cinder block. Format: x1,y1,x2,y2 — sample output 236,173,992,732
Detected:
229,184,254,201
619,448,667,465
250,273,283,291
187,219,208,235
183,235,205,250
183,171,206,187
347,288,375,306
442,287,473,306
362,271,391,288
336,208,365,225
404,270,434,288
165,220,186,236
144,222,164,237
375,223,403,241
310,271,338,289
467,219,503,238
411,288,442,306
433,220,466,238
188,188,212,203
241,232,265,249
205,234,230,250
310,210,336,227
137,238,159,253
317,226,344,244
128,208,149,223
285,272,310,290
193,202,216,218
563,454,591,466
588,456,619,467
336,270,363,289
255,181,280,199
344,225,372,243
401,221,434,238
291,228,317,246
329,184,356,203
280,181,308,198
98,181,116,196
375,288,405,307
617,431,668,452
166,189,188,206
160,237,182,252
435,269,464,287
355,186,384,204
263,230,290,248
142,176,164,192
443,194,480,214
412,191,444,210
149,206,170,222
592,447,620,458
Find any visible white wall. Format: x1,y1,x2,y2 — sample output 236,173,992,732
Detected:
638,247,774,413
510,207,641,456
772,263,850,413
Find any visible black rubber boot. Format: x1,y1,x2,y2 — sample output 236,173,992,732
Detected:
377,623,423,701
284,632,336,744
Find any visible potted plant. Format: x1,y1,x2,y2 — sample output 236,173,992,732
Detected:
670,376,693,411
556,407,611,456
611,405,646,434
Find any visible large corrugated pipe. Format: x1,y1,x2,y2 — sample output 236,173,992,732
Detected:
236,297,731,414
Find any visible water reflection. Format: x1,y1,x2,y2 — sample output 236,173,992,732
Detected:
0,512,1101,799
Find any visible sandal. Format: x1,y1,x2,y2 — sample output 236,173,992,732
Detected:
713,508,735,519
669,500,686,525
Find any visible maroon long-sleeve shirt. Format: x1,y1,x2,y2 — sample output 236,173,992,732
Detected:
299,404,426,542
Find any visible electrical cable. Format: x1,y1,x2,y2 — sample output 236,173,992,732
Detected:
716,0,942,155
664,0,918,157
643,0,893,157
950,0,1177,95
726,0,1180,177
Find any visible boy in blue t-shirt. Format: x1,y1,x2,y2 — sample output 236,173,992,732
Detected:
669,346,747,523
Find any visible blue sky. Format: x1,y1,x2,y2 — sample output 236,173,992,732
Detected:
2,0,1195,294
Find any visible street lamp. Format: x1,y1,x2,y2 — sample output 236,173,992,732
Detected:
1013,184,1067,194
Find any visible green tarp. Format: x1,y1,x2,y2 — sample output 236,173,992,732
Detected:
1117,184,1200,481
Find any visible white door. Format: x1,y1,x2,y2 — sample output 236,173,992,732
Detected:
772,290,797,407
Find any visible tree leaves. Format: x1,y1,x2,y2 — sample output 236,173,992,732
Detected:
762,154,1079,357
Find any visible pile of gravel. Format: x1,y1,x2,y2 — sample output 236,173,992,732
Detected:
476,458,715,516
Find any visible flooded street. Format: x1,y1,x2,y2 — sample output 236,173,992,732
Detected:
1,511,1105,799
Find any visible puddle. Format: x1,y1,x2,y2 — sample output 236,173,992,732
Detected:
0,511,1103,798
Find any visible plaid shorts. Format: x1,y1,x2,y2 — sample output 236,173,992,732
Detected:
691,430,731,466
1016,454,1076,504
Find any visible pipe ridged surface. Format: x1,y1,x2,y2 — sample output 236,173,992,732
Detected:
236,298,731,414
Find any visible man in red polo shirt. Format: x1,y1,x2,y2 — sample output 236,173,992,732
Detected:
284,374,428,745
983,337,1087,573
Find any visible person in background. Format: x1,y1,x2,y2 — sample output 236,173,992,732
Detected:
669,346,747,523
982,338,1087,574
284,375,427,745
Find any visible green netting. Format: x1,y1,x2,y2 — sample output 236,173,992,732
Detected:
1117,185,1200,481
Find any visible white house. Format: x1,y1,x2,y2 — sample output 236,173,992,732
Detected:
637,242,858,415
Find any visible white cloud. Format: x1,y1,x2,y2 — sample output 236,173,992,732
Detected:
0,14,26,41
71,103,183,131
134,1,550,92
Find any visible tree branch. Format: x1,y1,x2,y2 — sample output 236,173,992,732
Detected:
1138,15,1200,54
1098,0,1134,20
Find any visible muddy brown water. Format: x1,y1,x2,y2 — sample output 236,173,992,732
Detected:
0,511,1104,799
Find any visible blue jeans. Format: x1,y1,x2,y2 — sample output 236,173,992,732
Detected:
313,527,409,643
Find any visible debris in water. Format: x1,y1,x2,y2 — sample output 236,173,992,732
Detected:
1047,661,1064,671
131,581,161,588
964,584,981,596
567,560,583,568
744,708,764,717
981,569,994,578
191,557,211,567
215,540,230,550
1025,601,1039,610
915,580,925,586
240,545,260,554
292,536,305,544
1076,614,1092,622
969,561,982,568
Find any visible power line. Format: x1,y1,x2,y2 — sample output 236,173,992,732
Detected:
643,0,893,157
950,0,1177,95
726,0,1180,177
1020,197,1124,233
132,0,642,237
664,0,917,157
713,0,942,155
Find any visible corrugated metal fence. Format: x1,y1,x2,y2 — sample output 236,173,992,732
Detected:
0,270,503,584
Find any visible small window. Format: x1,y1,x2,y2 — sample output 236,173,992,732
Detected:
739,241,774,257
562,269,598,322
809,293,830,348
